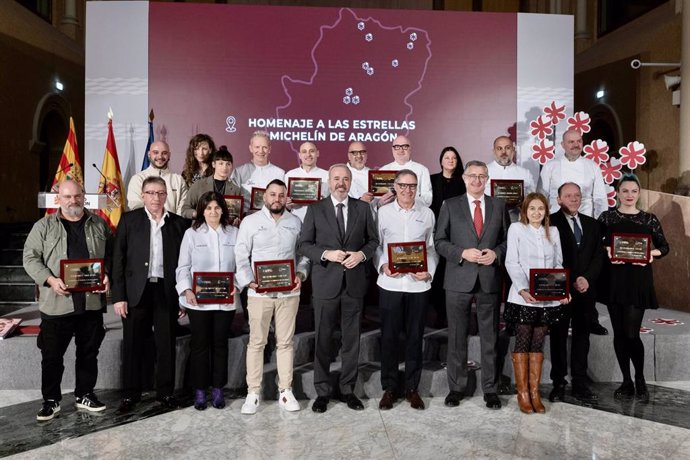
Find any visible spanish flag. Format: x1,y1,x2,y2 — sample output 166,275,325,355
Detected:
96,112,126,231
46,117,84,214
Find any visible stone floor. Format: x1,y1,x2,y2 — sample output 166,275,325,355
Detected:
2,382,690,459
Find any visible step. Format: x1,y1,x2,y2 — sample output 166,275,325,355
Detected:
0,249,22,266
0,283,36,302
3,235,29,250
0,266,33,283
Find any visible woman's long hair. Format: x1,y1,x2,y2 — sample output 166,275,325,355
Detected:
519,192,552,241
192,191,231,230
182,134,216,186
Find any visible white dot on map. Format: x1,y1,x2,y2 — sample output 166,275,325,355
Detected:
362,62,370,70
365,33,373,42
410,32,417,41
352,96,360,105
366,67,374,76
357,22,365,31
407,42,414,50
343,96,351,104
391,59,399,67
345,88,353,96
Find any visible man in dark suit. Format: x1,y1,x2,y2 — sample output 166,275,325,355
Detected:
298,164,379,413
549,182,603,402
435,160,510,409
112,176,190,412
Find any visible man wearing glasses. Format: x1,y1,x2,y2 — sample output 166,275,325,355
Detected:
375,170,438,410
435,160,510,410
380,136,433,208
127,141,188,215
112,177,190,413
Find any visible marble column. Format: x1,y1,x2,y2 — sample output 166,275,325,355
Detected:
680,0,690,174
59,0,79,41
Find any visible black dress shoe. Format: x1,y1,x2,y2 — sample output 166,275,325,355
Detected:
483,393,502,409
405,390,425,410
444,391,464,407
312,396,329,413
549,383,566,402
635,377,650,403
572,385,599,402
340,393,364,410
117,397,140,414
156,395,181,409
379,390,396,410
590,323,609,335
614,380,635,400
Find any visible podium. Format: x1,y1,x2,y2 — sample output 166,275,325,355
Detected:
37,193,109,210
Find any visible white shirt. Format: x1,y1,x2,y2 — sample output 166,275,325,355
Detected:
127,166,188,215
466,194,486,223
487,161,536,195
175,224,239,311
235,206,310,298
284,166,329,222
144,207,167,279
232,162,286,213
505,222,563,308
380,159,433,208
538,156,607,218
347,163,370,199
375,200,438,293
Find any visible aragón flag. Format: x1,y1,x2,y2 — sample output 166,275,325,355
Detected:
46,117,84,215
96,116,127,231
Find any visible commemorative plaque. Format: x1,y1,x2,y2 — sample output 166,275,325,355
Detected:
223,195,244,221
250,187,266,211
529,268,569,301
387,241,428,274
611,233,651,263
60,258,105,292
288,177,321,204
254,259,296,293
192,272,234,304
368,170,397,196
490,179,524,207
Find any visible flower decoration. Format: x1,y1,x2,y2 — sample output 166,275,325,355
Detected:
583,139,609,165
530,115,553,140
606,185,617,208
531,139,555,165
600,158,623,185
566,111,591,134
543,101,566,125
650,318,684,326
640,326,653,334
618,141,646,170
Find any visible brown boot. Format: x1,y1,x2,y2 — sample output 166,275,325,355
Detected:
529,352,546,413
511,353,533,414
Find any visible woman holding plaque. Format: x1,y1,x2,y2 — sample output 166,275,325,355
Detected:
598,173,668,402
504,192,570,414
429,147,465,327
182,134,216,186
176,191,239,410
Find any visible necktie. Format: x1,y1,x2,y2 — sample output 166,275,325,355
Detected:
473,200,483,236
336,203,345,238
572,216,582,246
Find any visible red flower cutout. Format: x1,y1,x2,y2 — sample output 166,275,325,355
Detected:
619,141,646,170
583,139,609,165
600,158,622,185
606,185,617,207
650,318,684,326
543,101,566,126
567,111,591,134
531,139,555,165
530,115,553,140
640,326,653,334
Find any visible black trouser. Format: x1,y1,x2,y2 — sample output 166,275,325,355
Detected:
550,292,594,386
186,308,235,389
313,288,363,398
121,281,177,399
38,311,105,401
379,288,428,392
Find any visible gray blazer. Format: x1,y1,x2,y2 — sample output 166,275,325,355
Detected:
181,176,241,219
434,194,509,293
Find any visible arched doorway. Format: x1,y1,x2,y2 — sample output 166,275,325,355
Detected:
29,93,71,193
586,102,623,152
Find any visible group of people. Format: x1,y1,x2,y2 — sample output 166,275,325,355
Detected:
22,127,668,422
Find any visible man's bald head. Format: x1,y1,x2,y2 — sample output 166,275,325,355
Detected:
148,141,171,169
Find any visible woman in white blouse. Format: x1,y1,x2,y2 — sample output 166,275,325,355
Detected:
505,192,570,414
176,191,239,411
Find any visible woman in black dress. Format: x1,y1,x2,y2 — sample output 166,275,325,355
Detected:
430,147,466,327
598,173,669,402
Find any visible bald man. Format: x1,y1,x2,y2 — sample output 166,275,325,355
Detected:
127,141,188,215
380,135,433,208
284,142,329,222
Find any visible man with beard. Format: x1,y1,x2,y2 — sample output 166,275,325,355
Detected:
127,141,188,215
298,164,379,413
487,136,535,222
23,180,112,420
284,142,329,222
235,179,310,414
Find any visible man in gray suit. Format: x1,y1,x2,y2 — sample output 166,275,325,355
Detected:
435,160,510,409
298,164,379,413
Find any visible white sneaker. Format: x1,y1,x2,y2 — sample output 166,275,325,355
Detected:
241,393,260,415
279,388,300,412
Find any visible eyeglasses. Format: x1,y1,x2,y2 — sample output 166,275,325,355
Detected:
392,144,411,151
143,191,168,197
395,182,418,190
348,150,367,156
463,174,488,182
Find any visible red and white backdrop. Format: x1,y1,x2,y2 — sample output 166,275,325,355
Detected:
84,2,573,192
